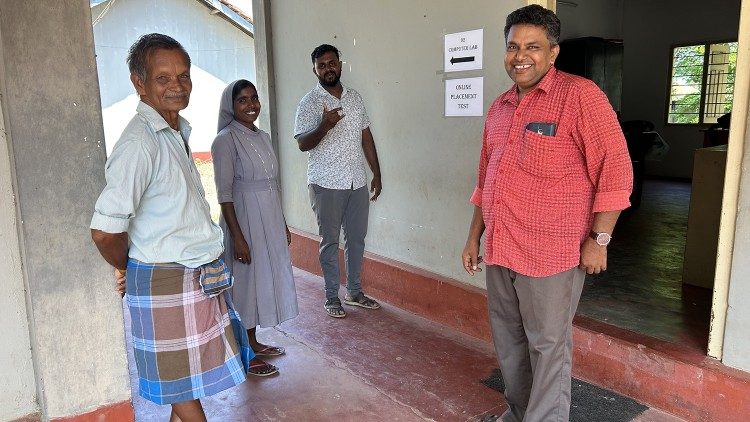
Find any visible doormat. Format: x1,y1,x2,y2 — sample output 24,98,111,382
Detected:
481,368,648,422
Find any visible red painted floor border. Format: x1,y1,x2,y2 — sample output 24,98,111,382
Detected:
52,400,133,422
289,228,750,422
191,151,212,162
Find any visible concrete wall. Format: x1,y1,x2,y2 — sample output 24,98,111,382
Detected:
0,1,131,419
557,0,623,41
621,0,741,178
271,0,524,288
724,108,750,372
722,0,750,371
0,39,38,421
92,0,255,154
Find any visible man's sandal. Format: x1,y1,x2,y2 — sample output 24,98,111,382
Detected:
343,292,381,309
324,298,347,318
254,346,285,357
248,360,278,377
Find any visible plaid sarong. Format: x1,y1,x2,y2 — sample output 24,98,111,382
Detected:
126,259,253,405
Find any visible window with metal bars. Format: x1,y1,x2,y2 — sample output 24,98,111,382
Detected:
667,41,737,124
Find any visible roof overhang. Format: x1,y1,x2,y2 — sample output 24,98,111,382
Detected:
90,0,254,37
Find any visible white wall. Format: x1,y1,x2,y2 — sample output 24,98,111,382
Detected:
621,0,741,178
92,0,256,154
0,57,38,422
557,0,623,41
272,0,524,288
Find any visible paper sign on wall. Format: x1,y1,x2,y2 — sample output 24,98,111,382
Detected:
444,29,483,72
445,77,483,117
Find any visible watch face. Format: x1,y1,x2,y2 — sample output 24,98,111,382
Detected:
596,233,611,246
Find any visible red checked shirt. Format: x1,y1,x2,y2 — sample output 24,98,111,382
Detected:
470,68,633,277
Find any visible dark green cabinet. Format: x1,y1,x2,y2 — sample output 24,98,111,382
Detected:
556,37,623,112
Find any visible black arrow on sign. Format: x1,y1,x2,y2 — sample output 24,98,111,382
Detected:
450,56,475,65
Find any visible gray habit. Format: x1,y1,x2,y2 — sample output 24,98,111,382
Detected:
211,80,298,328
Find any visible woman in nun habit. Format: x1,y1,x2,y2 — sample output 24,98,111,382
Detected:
212,79,299,377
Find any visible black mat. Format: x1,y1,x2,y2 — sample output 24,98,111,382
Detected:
481,368,648,422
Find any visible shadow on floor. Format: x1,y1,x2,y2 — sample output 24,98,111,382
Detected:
482,368,648,422
127,268,503,422
577,179,712,351
126,267,684,421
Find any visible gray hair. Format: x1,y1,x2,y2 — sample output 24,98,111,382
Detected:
126,33,191,81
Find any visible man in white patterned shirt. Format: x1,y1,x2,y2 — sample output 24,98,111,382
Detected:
294,44,383,318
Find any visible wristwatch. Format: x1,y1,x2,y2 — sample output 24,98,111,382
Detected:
589,231,612,246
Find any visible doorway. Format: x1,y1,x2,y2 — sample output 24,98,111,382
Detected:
556,0,744,356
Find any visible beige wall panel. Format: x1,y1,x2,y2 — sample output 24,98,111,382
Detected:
271,0,525,287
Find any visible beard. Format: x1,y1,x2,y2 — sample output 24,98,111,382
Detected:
319,71,341,87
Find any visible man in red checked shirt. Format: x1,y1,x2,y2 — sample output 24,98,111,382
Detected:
462,5,633,422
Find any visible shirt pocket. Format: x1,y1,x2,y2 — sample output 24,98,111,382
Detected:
517,130,582,179
341,105,361,135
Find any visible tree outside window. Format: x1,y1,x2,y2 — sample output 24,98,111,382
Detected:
667,42,737,124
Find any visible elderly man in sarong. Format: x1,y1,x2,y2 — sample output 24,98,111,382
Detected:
91,33,251,422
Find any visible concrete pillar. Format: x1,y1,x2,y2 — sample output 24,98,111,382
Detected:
724,113,750,371
252,0,279,149
0,1,131,419
722,0,750,370
714,0,750,365
0,35,38,420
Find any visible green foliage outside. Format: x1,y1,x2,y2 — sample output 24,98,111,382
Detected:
669,45,704,124
668,43,737,124
725,42,738,112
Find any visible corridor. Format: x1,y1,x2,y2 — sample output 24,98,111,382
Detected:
127,269,682,422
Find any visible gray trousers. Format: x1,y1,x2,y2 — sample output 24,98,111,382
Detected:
486,265,585,422
308,184,369,300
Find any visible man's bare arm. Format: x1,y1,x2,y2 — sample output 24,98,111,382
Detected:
462,206,486,275
361,127,382,200
91,229,129,270
579,210,621,274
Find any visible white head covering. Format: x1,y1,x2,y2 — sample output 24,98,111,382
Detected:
218,80,251,133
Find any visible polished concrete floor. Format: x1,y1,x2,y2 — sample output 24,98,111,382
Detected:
577,179,712,351
127,268,683,421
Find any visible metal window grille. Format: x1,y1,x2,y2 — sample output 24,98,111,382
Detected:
667,42,737,124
